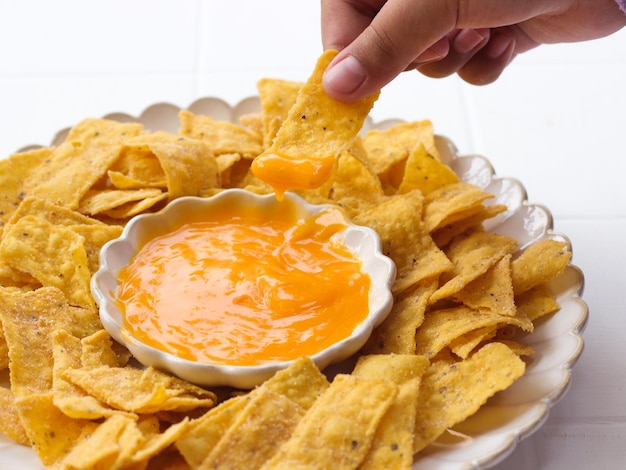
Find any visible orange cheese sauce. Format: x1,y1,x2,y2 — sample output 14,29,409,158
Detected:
250,152,335,200
115,200,370,366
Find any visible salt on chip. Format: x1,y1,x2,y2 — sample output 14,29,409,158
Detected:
80,329,131,369
251,49,380,197
261,374,397,470
21,118,144,209
5,196,107,230
413,342,526,453
56,414,133,469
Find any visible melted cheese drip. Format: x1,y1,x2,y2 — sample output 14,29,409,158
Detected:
116,200,370,366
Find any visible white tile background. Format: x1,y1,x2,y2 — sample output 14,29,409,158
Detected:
1,1,625,468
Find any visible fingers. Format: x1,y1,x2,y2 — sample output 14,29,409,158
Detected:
322,0,457,101
321,0,385,51
416,29,491,79
417,26,536,85
456,29,519,85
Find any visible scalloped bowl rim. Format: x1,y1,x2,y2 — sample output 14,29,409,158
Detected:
91,189,396,389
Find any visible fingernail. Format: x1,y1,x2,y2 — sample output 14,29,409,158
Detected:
486,34,514,59
323,55,367,95
453,29,489,54
416,38,449,63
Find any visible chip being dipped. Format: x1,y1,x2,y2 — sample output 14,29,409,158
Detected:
251,49,379,199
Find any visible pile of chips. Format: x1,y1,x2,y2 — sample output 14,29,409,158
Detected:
0,51,572,469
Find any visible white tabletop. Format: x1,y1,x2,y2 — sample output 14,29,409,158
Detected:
1,1,625,468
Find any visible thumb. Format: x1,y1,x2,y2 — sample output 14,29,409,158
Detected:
322,0,456,101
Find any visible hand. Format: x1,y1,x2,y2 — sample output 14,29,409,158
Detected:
321,0,626,101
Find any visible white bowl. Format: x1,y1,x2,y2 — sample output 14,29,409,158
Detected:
6,96,587,470
91,189,396,389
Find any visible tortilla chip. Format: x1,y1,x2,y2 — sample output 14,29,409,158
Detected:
511,239,571,295
178,110,264,158
21,119,144,209
262,374,397,470
354,354,429,470
413,342,526,453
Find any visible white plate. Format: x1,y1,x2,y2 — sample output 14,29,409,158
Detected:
0,97,588,469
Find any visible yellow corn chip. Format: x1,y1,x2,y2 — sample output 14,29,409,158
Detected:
398,143,459,196
176,397,249,468
423,182,495,233
413,342,526,453
251,49,379,197
453,254,516,316
51,330,130,420
62,365,216,414
257,78,303,148
430,231,518,304
0,216,94,310
22,119,144,209
78,188,164,216
13,392,98,466
0,386,30,446
511,239,571,295
364,279,437,355
515,282,561,322
108,144,167,188
363,120,439,189
200,388,306,469
0,287,100,396
262,374,397,470
0,147,53,236
126,132,219,200
353,192,453,294
448,326,498,359
431,203,507,248
178,110,264,158
414,306,533,358
354,354,429,470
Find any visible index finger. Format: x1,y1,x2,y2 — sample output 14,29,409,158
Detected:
322,0,457,101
